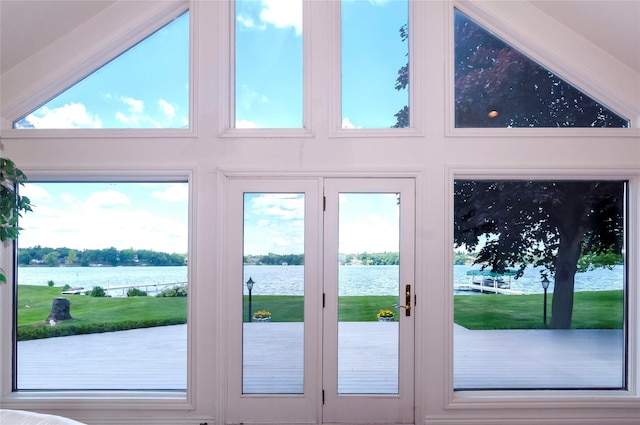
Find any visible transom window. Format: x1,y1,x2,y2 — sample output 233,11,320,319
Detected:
454,9,629,128
13,12,190,130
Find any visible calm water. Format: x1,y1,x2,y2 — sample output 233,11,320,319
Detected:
18,264,624,296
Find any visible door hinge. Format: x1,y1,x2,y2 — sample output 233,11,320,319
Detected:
323,293,325,308
323,196,326,211
322,389,325,404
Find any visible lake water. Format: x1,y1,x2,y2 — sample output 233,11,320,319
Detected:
18,264,624,296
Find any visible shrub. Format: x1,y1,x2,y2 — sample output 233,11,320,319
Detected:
62,284,71,291
157,285,187,297
17,318,187,341
89,286,107,297
47,280,55,287
127,288,147,297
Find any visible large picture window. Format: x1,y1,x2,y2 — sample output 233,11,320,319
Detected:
453,180,626,390
15,182,188,391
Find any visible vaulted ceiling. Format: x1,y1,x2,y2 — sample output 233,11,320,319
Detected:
1,0,638,122
1,0,638,75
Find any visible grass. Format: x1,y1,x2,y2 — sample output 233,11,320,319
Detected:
17,285,187,340
16,286,623,341
244,295,399,322
454,290,623,330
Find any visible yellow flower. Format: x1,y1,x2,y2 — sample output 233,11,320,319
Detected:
253,310,271,319
377,309,395,318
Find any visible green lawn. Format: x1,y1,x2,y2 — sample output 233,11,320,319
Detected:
454,290,623,329
244,295,399,322
16,286,623,341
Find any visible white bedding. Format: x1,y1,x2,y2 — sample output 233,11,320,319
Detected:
0,410,86,425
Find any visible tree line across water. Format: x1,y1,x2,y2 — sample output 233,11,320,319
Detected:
18,246,187,267
244,252,400,266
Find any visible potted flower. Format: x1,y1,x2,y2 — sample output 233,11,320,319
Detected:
252,310,271,322
377,309,395,322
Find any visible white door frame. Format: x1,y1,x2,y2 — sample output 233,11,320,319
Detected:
225,176,415,424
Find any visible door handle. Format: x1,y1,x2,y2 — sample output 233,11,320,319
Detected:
395,284,411,317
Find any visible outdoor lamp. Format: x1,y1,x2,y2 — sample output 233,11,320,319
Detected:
541,276,550,327
246,277,255,322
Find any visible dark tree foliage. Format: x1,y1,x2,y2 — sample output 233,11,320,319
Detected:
392,24,409,128
454,9,628,128
454,180,625,328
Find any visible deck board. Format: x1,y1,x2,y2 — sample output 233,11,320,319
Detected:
16,323,624,392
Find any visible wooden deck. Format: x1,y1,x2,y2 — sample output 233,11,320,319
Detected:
16,323,624,391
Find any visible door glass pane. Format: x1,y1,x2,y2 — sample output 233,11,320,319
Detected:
235,0,303,128
341,0,409,129
338,193,400,393
243,193,305,393
453,180,626,390
16,182,188,391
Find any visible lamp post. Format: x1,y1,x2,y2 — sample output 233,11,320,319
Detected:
246,277,255,322
541,276,550,327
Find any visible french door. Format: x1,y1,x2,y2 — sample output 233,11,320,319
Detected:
226,177,415,424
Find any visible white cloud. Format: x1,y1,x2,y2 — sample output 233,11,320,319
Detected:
260,0,302,35
237,0,302,35
158,99,176,119
20,184,52,203
122,97,144,113
116,96,178,128
23,103,102,129
115,112,130,124
244,194,305,255
237,14,258,30
342,117,362,129
86,190,131,209
151,183,188,202
236,119,257,128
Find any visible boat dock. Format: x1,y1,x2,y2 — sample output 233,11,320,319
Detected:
455,268,524,294
454,282,524,294
61,281,187,297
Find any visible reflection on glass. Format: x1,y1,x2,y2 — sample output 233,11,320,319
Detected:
16,182,189,391
341,0,409,129
454,9,628,128
338,193,400,394
242,193,305,393
453,180,626,390
235,0,303,128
